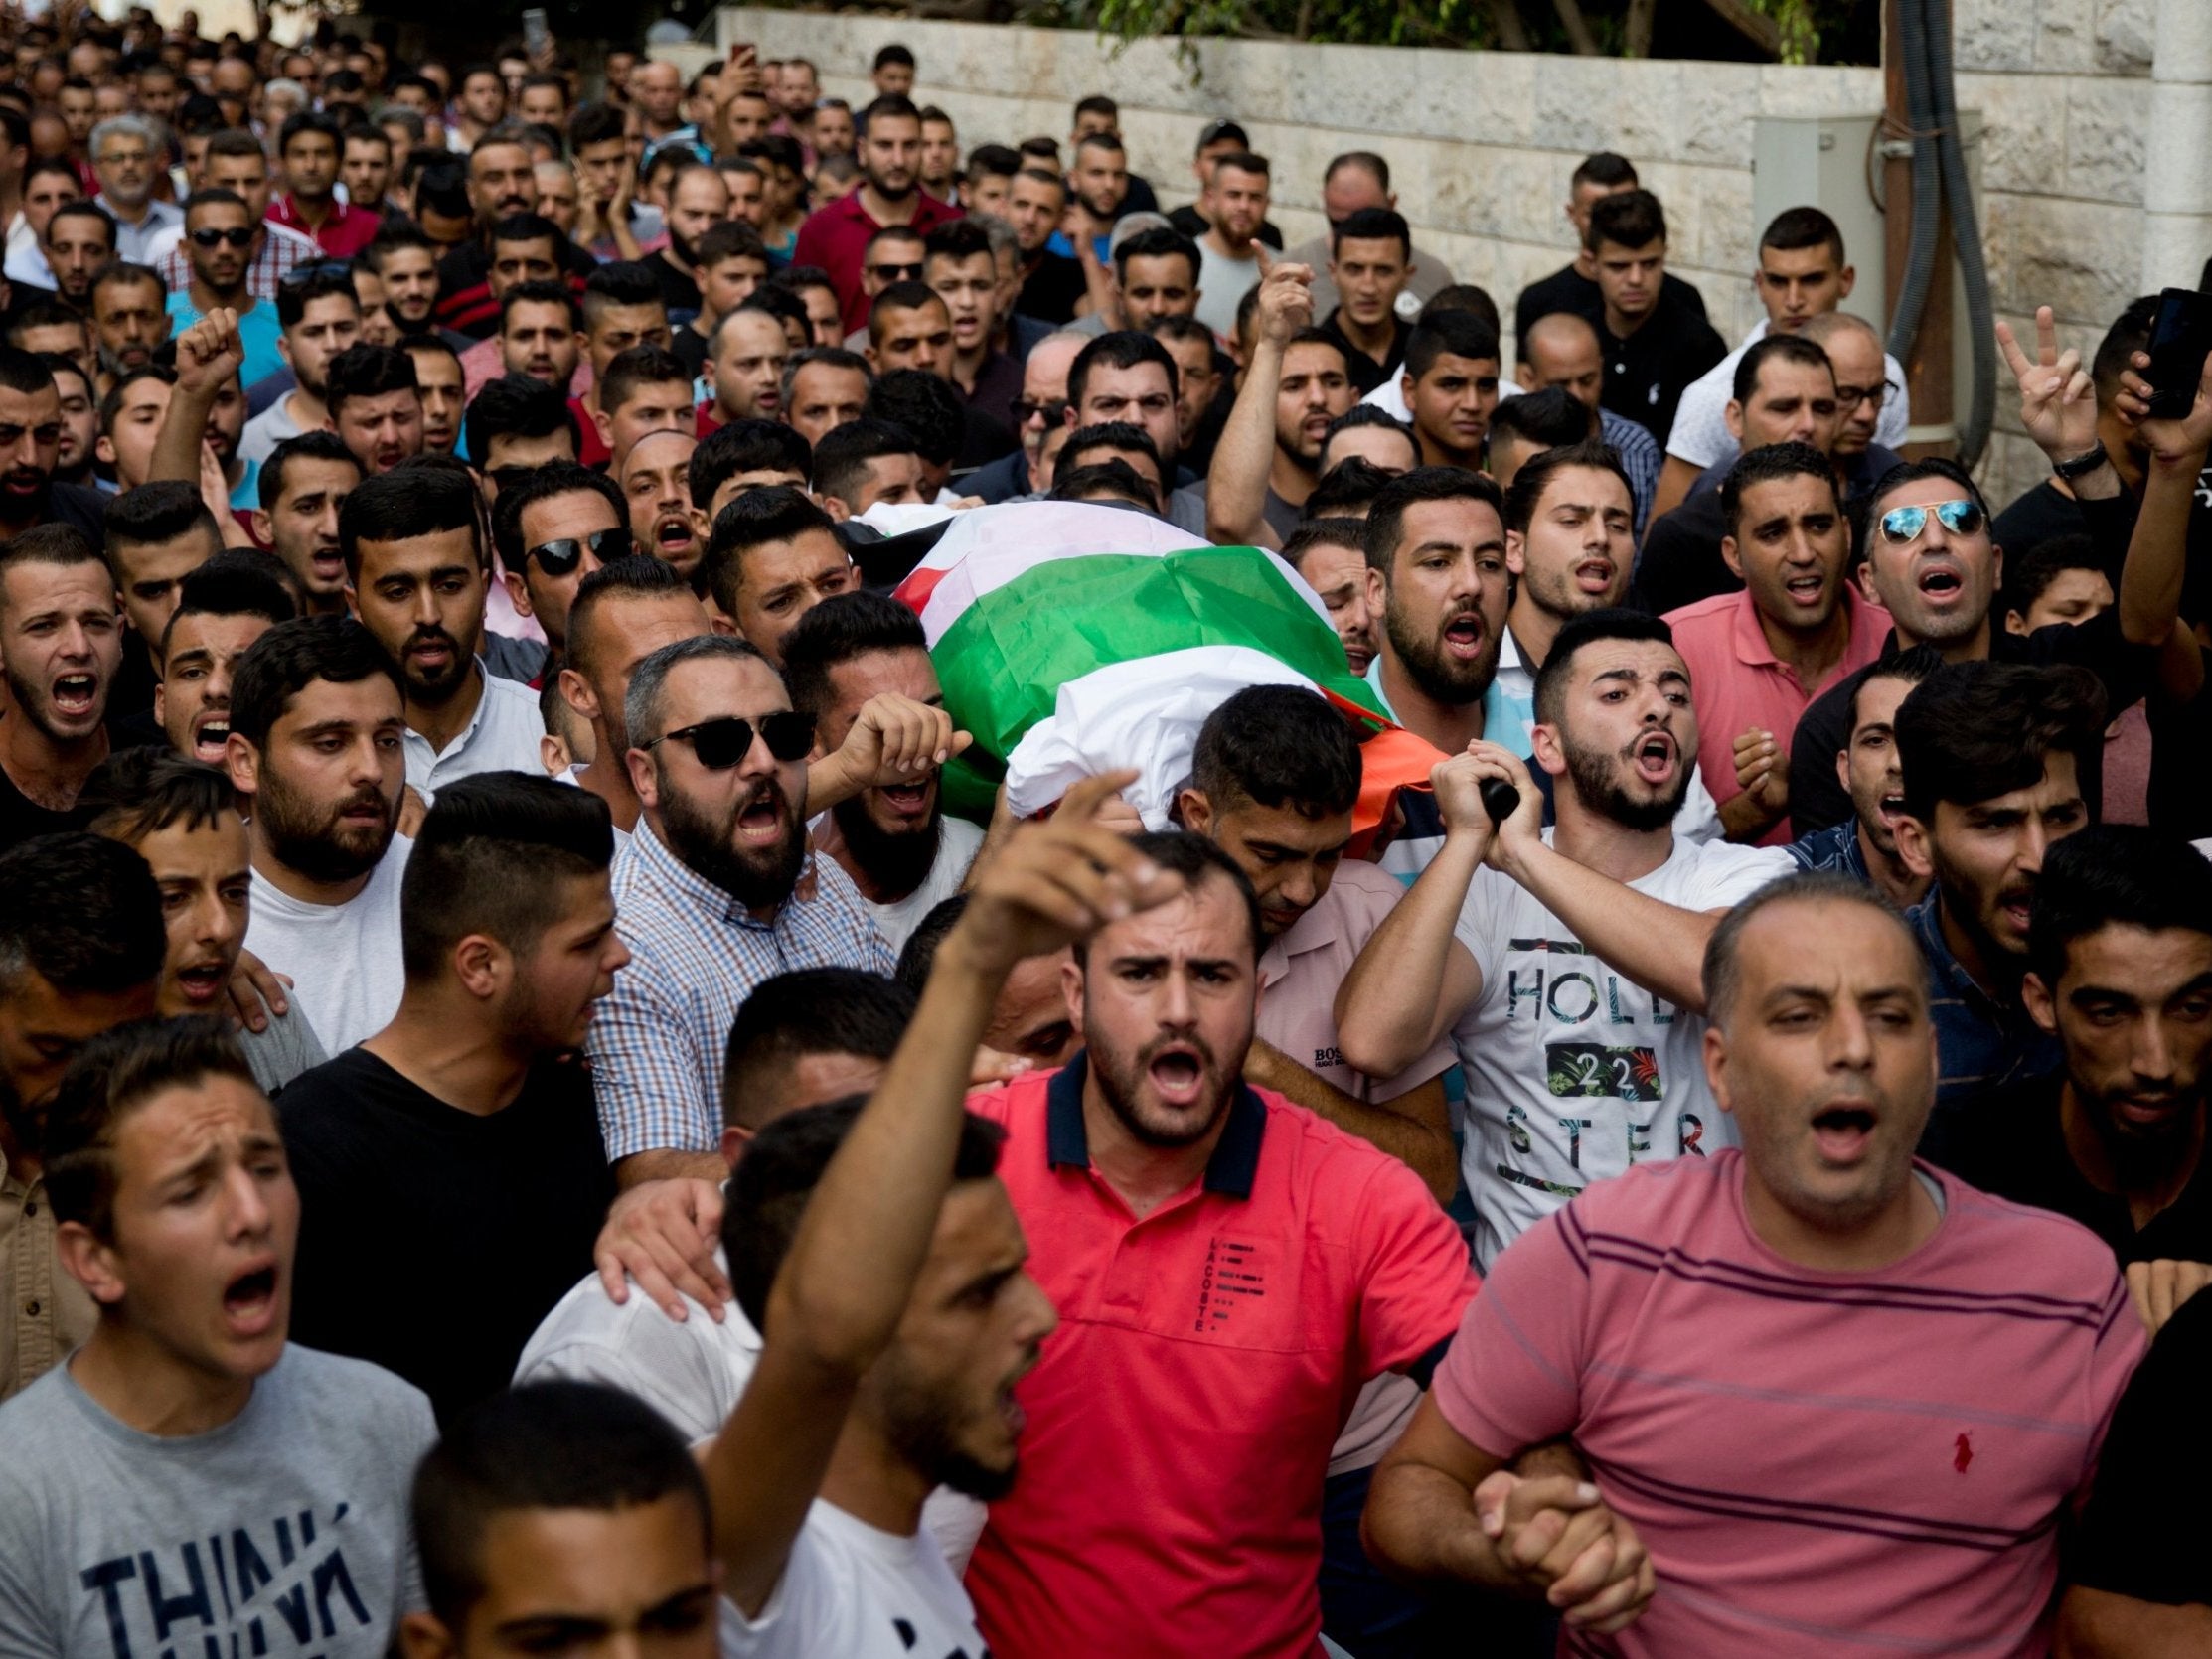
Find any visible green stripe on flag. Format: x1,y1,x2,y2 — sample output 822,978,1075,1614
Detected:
930,545,1384,819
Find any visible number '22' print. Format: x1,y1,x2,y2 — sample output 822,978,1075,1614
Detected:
1544,1043,1661,1102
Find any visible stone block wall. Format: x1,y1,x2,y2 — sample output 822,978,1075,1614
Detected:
714,4,2182,511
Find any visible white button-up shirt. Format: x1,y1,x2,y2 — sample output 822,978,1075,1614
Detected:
401,661,547,801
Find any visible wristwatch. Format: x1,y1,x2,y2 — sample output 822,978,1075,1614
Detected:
2052,445,2110,481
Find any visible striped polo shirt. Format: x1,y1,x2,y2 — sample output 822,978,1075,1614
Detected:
1432,1151,2142,1656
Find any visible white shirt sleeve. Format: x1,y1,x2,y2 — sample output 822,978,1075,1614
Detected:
1663,359,1735,467
1877,352,1911,448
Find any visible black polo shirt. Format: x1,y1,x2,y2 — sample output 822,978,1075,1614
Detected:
1599,284,1727,444
1318,308,1410,396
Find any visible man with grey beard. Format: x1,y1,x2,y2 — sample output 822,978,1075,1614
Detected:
585,634,893,1189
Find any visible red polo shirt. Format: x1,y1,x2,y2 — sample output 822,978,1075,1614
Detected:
267,193,382,258
962,1057,1477,1659
792,188,963,335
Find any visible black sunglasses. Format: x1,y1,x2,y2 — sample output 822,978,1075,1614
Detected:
190,226,255,248
279,258,353,290
867,260,923,281
1011,395,1069,427
527,526,630,576
644,711,816,769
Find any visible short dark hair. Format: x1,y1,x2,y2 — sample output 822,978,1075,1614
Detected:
1280,516,1370,576
413,1381,709,1627
490,462,625,576
694,220,768,269
1068,330,1178,410
722,1097,1005,1332
1847,642,1945,733
858,93,920,136
1570,151,1638,191
399,772,615,981
2002,534,2106,625
1501,436,1634,536
1073,830,1262,967
812,417,920,509
893,895,968,992
1533,608,1676,728
1363,465,1504,575
1404,311,1501,381
922,217,993,269
2026,826,2212,988
0,343,57,399
275,260,360,330
1585,187,1666,256
704,487,838,618
89,259,164,307
162,549,298,653
1332,206,1410,259
1489,385,1587,453
259,429,362,512
1113,226,1199,283
721,968,914,1131
1190,684,1360,821
567,100,624,151
566,555,695,679
103,480,221,573
0,831,165,1005
490,211,558,250
864,370,964,468
2092,296,2158,406
500,278,582,334
45,1015,255,1242
1894,660,2107,825
1760,205,1846,267
463,373,578,468
82,748,234,849
598,344,690,417
691,419,812,510
1050,459,1156,511
872,44,916,71
324,341,416,415
1061,420,1160,477
781,591,929,720
277,107,343,156
229,614,402,750
1417,285,1501,333
965,143,1019,185
1732,332,1832,407
339,463,481,582
1305,459,1395,520
1718,440,1839,536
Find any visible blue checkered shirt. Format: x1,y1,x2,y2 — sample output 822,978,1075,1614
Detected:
1597,407,1662,537
588,823,894,1162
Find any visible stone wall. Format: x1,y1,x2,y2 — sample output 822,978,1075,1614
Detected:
713,4,2184,509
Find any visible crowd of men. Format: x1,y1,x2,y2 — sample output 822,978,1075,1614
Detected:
0,8,2208,1658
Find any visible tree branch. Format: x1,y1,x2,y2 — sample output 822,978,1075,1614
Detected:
1697,0,1783,55
1547,0,1600,54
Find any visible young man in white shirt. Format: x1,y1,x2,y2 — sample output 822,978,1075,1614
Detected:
699,773,1156,1658
226,613,412,1053
342,463,543,800
1336,608,1793,1267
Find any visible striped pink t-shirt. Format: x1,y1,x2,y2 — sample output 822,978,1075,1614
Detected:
1433,1150,2144,1657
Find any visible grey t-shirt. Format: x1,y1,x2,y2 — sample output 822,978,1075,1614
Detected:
240,994,328,1096
0,1345,436,1659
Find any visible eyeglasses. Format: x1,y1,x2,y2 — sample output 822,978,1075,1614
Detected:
643,710,816,769
867,260,923,282
1835,378,1902,414
526,526,630,575
1011,396,1069,427
190,226,255,248
1877,498,1985,545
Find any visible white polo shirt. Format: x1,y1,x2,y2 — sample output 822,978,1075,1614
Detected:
402,662,547,801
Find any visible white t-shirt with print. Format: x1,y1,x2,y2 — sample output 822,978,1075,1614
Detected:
719,1498,986,1659
1664,322,1910,467
243,836,411,1053
1450,831,1792,1268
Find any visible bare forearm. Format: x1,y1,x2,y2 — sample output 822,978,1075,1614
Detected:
614,1147,728,1189
2119,451,2203,646
1362,1463,1532,1594
1498,838,1716,1011
1716,789,1781,843
1206,339,1282,545
150,388,213,485
1246,1042,1455,1202
1336,833,1482,1077
2059,1587,2212,1659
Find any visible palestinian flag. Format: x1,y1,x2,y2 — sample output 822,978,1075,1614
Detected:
894,501,1442,854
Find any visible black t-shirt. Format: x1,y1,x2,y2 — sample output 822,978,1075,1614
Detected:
280,1045,615,1424
0,758,93,852
954,404,1018,471
1787,606,2153,833
671,322,710,382
2070,1285,2212,1607
107,629,157,729
1629,489,1730,616
1994,468,2212,628
1318,310,1410,396
1600,283,1727,444
1017,253,1086,326
648,250,702,322
1939,1074,2212,1264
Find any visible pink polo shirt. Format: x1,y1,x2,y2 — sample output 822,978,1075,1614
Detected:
1433,1153,2142,1657
1666,583,1890,844
963,1061,1476,1659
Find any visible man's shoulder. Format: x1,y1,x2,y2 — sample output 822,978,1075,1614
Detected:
273,1047,391,1141
1936,1168,2132,1298
1671,834,1794,887
1660,588,1745,637
276,1341,437,1418
1563,1145,1739,1241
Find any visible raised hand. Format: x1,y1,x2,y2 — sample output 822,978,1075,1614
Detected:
954,770,1185,975
174,307,245,399
833,690,972,789
2128,344,2212,465
1994,307,2100,463
1253,257,1316,349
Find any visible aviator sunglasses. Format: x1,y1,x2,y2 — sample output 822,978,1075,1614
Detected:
526,527,631,576
1877,498,1984,545
643,711,817,769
